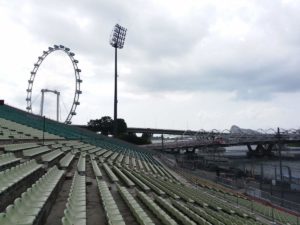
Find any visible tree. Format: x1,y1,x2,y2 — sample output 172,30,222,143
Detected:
119,132,151,145
116,118,127,135
87,116,127,136
86,116,151,144
87,116,113,136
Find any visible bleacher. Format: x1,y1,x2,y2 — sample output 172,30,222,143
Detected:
0,103,299,225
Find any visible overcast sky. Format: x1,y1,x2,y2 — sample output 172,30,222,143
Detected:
0,0,300,131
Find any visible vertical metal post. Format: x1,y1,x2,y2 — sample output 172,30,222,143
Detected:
113,47,118,137
271,205,274,222
270,177,273,195
57,92,60,122
260,164,263,190
40,90,45,116
42,116,45,144
277,127,284,202
161,134,164,151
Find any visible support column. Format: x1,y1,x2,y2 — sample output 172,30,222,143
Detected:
40,90,45,116
113,47,118,137
276,127,284,202
56,92,60,122
161,134,164,151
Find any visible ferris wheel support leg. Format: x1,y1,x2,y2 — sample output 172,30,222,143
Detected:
57,92,60,122
40,90,45,116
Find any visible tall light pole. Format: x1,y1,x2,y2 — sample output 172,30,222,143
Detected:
110,24,127,137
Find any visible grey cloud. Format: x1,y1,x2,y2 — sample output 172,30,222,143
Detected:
125,51,300,101
4,0,300,102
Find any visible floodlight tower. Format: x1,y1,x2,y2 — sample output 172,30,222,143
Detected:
110,24,127,137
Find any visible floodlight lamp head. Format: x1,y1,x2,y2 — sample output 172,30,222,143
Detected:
110,23,127,49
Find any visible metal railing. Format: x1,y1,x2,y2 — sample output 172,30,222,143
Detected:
246,186,300,213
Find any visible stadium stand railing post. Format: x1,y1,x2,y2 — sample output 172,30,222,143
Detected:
42,116,45,144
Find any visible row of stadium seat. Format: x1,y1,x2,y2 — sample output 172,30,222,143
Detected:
0,118,62,140
0,105,153,157
96,179,125,225
0,159,42,195
62,172,86,225
117,184,155,225
1,142,40,152
154,195,196,225
131,171,166,196
121,168,151,192
0,153,21,169
59,152,75,169
23,146,51,158
91,159,102,178
41,149,64,163
137,190,178,225
139,173,180,200
77,153,86,174
103,163,119,183
0,166,64,225
112,166,135,187
143,174,192,201
171,200,209,225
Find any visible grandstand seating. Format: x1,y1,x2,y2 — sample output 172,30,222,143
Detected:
59,152,75,169
0,159,42,195
0,118,62,140
155,195,196,225
1,142,40,152
0,153,21,170
91,159,102,178
103,163,119,183
118,184,155,225
96,179,125,225
0,104,299,225
41,149,64,166
62,172,86,225
121,168,151,192
137,190,177,225
0,166,64,224
23,146,51,158
77,153,86,174
112,166,135,187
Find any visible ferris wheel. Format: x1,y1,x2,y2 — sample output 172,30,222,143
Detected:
26,45,82,124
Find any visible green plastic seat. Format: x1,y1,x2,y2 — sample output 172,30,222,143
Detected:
64,209,86,224
5,205,36,225
14,198,41,216
26,187,48,202
65,202,86,218
21,192,44,208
